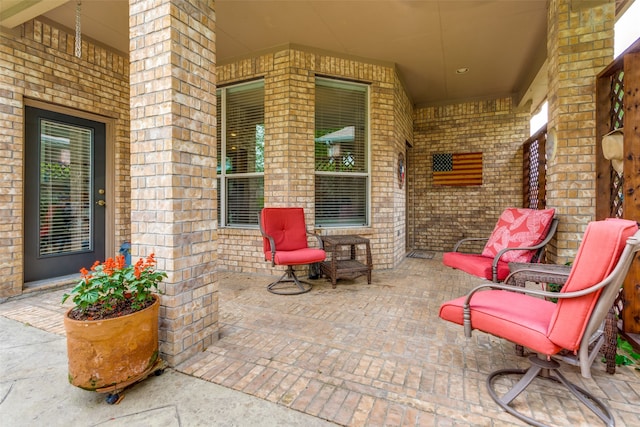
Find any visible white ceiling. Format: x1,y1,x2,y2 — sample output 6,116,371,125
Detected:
1,0,552,109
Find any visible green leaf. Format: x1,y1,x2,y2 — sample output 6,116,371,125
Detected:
616,354,634,366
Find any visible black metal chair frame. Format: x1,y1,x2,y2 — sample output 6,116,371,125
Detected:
259,212,324,295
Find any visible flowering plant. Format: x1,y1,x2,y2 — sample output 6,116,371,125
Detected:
62,253,166,320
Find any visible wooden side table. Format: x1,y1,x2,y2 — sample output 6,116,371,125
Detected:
320,235,372,288
506,262,571,288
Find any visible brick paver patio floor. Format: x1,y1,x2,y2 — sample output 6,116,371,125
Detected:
2,254,639,426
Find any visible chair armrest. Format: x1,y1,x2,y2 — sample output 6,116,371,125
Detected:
453,237,488,252
461,265,618,338
505,263,571,287
490,217,559,281
307,231,324,249
259,230,277,266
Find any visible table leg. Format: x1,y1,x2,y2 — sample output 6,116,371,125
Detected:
366,242,372,284
331,245,337,288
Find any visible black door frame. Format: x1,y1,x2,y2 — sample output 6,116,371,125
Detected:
24,106,107,283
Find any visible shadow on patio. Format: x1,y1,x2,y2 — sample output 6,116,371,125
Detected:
2,255,640,426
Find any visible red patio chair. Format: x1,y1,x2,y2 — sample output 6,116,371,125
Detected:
442,207,557,282
439,218,640,426
259,207,326,295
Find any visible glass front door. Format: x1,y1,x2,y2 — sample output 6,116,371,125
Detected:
24,107,106,282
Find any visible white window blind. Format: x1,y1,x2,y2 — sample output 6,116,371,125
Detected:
216,80,265,226
39,120,92,255
315,78,369,226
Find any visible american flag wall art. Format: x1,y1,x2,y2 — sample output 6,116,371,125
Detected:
432,152,483,186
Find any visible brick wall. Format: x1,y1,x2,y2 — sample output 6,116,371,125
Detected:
2,2,615,302
546,0,615,262
391,77,414,261
0,27,412,297
410,99,529,252
0,20,130,298
217,47,413,274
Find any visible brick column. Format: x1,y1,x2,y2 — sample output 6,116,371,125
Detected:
129,0,218,365
546,0,615,262
0,88,23,298
263,51,316,211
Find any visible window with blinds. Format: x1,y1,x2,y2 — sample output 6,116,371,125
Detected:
39,120,92,256
216,80,265,226
315,78,369,226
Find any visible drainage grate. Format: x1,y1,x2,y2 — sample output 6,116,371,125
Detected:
406,250,434,259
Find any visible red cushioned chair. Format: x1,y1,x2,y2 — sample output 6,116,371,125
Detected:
259,207,326,295
442,207,558,282
439,218,640,427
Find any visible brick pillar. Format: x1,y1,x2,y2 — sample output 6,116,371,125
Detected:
263,51,316,214
0,88,23,298
129,0,218,365
263,51,295,206
546,0,615,262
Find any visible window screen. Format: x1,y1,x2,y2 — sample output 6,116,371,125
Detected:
315,78,369,226
216,80,265,226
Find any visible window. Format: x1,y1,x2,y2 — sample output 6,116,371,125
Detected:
216,80,265,227
315,78,369,226
529,101,547,136
615,0,640,58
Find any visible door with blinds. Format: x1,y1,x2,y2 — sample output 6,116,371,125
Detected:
24,107,106,282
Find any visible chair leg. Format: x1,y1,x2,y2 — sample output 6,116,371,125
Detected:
267,265,313,295
487,355,615,427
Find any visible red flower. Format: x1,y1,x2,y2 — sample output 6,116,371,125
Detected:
62,250,166,315
102,257,116,276
115,254,126,270
80,267,92,284
134,257,144,279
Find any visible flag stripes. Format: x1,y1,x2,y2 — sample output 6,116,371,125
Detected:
432,152,483,186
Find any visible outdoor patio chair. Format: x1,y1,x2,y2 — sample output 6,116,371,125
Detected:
505,262,619,374
439,218,640,427
259,207,326,295
442,207,557,282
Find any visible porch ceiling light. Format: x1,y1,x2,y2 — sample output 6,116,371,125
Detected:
455,67,469,75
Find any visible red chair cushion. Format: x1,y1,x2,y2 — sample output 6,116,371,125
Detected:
547,218,638,351
439,290,561,355
269,248,327,266
261,207,310,254
481,208,555,263
442,252,511,281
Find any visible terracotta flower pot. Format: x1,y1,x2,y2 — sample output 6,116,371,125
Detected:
63,295,160,391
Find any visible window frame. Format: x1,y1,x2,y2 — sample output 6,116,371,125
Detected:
216,79,265,228
314,76,371,228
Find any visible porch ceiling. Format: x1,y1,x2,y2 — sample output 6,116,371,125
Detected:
1,0,550,110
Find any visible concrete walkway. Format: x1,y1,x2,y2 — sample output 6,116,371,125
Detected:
0,315,337,426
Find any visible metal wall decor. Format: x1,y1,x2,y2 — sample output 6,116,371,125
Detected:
398,152,405,189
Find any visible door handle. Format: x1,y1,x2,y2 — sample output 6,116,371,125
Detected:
96,200,106,206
